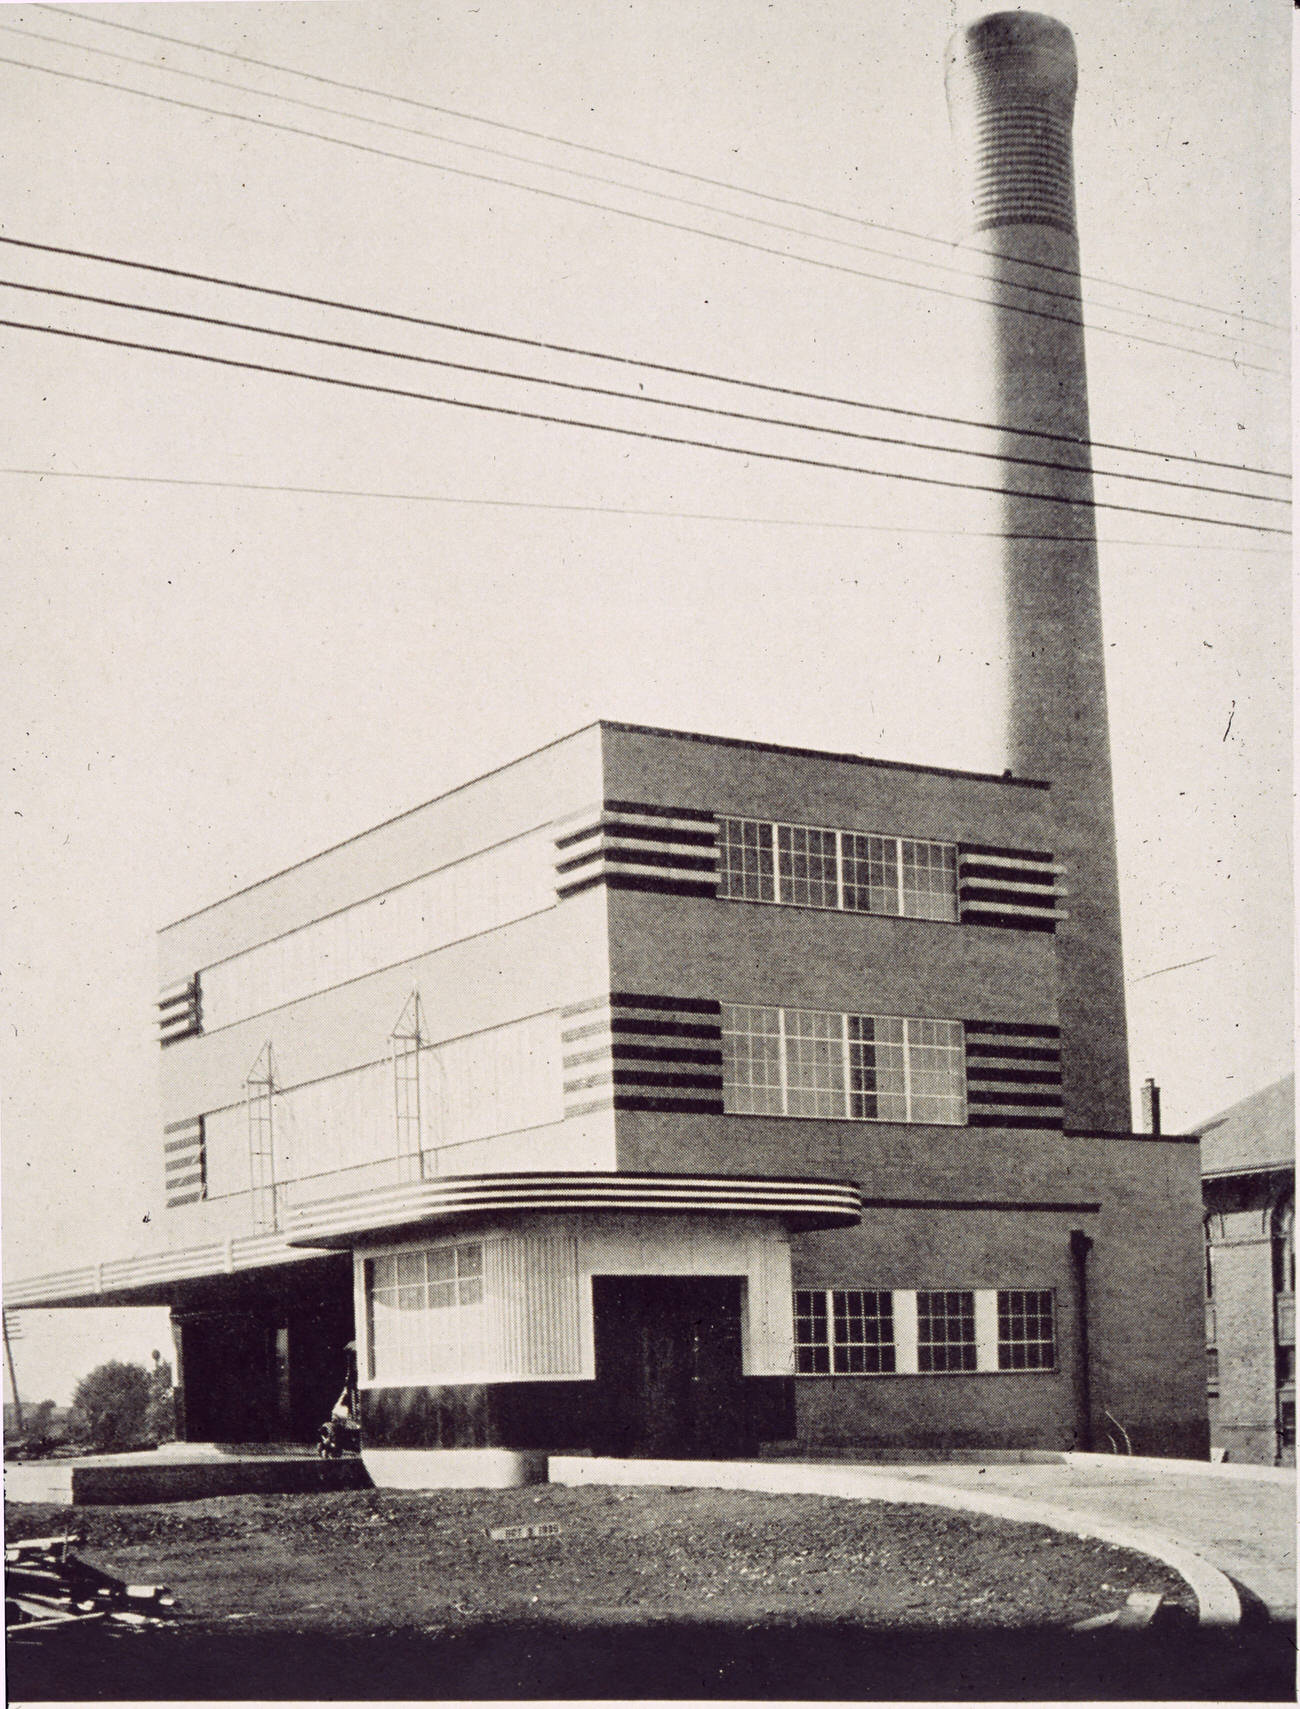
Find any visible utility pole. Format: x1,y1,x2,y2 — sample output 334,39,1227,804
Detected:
3,1308,25,1433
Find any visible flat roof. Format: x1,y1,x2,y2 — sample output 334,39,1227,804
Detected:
163,718,1050,931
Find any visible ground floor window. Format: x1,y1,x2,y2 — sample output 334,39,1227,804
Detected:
996,1289,1056,1370
794,1289,895,1374
794,1286,1055,1376
917,1290,977,1372
366,1241,485,1381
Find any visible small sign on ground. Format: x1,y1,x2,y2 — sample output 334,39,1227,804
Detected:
487,1522,562,1542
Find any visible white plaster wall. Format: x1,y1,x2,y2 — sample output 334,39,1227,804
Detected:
354,1211,795,1388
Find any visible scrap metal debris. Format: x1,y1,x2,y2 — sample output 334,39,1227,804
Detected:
5,1533,176,1635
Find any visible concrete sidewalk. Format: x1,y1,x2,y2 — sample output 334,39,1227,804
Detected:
882,1458,1296,1620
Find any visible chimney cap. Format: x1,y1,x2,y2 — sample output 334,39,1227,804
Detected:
945,11,1077,106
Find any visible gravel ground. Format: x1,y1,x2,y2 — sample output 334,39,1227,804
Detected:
11,1484,1288,1702
7,1482,1194,1632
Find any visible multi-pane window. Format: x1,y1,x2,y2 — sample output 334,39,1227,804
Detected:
367,1241,484,1381
723,1004,965,1125
917,1290,977,1372
720,1004,784,1116
718,817,775,903
794,1289,895,1375
784,1009,846,1118
996,1289,1056,1371
718,818,957,923
776,824,839,909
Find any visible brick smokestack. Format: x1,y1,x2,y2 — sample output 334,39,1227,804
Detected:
945,13,1130,1132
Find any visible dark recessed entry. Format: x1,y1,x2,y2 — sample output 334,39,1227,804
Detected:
592,1274,749,1458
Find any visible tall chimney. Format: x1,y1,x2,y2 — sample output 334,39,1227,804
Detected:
945,12,1130,1132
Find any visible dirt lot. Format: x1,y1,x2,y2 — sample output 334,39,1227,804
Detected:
5,1484,1286,1701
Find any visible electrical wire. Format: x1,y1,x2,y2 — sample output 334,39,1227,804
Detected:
40,3,1286,336
0,235,1286,484
2,314,1288,534
3,276,1284,508
1,17,1282,356
3,465,1290,553
0,49,1282,378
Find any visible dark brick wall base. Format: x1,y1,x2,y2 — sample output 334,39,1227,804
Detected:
360,1376,793,1455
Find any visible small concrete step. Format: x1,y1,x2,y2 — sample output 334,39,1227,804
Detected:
5,1452,370,1506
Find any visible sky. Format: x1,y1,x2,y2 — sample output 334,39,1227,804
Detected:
0,0,1290,1405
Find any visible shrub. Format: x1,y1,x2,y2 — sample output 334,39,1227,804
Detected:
70,1360,153,1452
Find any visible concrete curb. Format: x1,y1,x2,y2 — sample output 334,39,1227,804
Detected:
548,1456,1242,1629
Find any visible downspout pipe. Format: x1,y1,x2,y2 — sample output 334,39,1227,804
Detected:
1070,1227,1094,1450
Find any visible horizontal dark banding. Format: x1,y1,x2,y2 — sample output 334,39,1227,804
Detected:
962,910,1056,932
610,1043,724,1065
857,1196,1099,1215
968,1090,1064,1109
967,1112,1066,1129
601,848,718,872
971,214,1076,236
554,873,606,899
163,1133,204,1155
961,843,1053,863
970,1039,1059,1052
159,1024,203,1048
603,874,718,898
965,1021,1060,1039
966,1066,1063,1086
599,823,719,848
610,1069,724,1090
609,1018,722,1041
609,1094,724,1114
609,992,722,1014
556,845,718,876
604,799,716,822
960,885,1058,908
960,865,1057,888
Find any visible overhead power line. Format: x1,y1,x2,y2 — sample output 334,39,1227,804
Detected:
3,276,1285,510
40,3,1285,336
0,236,1286,485
2,315,1288,535
3,465,1289,553
0,49,1281,378
3,17,1282,357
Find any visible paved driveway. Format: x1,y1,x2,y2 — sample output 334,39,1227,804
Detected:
887,1460,1295,1619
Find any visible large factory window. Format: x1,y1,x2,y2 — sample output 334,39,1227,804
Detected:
718,817,956,922
722,1004,965,1125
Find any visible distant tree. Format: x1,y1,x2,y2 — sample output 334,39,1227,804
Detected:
71,1360,152,1452
26,1398,56,1441
143,1349,176,1444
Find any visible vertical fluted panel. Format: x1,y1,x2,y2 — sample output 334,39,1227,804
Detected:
487,1234,582,1377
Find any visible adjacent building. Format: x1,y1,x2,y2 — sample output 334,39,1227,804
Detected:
1200,1075,1295,1465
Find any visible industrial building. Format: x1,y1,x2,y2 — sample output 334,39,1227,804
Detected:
6,13,1209,1478
1200,1076,1295,1465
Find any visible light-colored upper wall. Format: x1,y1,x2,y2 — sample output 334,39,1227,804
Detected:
158,723,604,984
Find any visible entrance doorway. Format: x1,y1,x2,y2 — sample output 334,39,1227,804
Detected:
592,1275,748,1458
